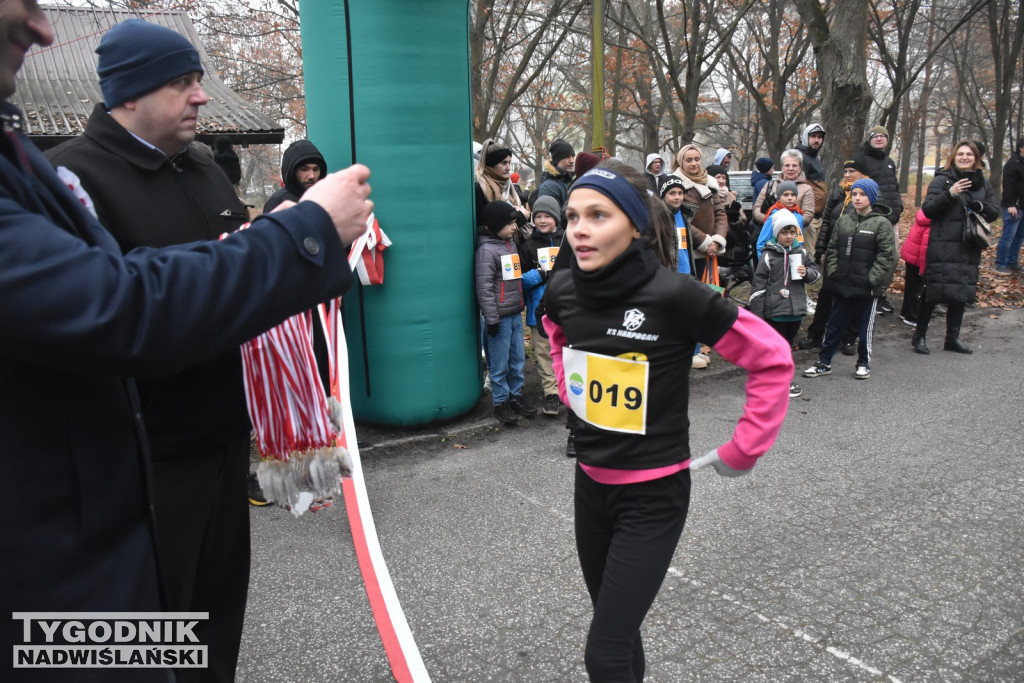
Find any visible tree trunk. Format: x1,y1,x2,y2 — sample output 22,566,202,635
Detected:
793,0,874,182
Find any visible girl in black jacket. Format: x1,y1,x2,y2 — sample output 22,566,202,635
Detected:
912,141,999,355
543,162,792,681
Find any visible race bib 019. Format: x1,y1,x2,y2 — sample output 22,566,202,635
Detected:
501,253,522,280
562,347,649,435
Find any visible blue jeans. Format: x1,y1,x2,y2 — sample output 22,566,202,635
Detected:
484,314,525,406
995,207,1023,267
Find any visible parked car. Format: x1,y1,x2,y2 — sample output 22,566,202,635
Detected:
728,170,778,213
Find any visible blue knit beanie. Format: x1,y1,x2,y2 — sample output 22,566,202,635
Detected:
97,20,204,107
755,157,774,173
852,178,880,205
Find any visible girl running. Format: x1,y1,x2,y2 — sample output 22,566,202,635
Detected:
542,161,793,681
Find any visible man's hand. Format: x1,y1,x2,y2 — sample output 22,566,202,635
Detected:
689,449,750,478
300,164,373,246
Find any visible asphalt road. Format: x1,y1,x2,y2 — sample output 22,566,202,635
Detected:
236,306,1024,682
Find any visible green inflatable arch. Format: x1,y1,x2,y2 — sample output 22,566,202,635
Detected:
299,1,480,425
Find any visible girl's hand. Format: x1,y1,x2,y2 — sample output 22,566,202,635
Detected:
797,265,806,276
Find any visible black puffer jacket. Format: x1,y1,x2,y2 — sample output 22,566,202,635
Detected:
921,168,999,304
858,141,903,224
264,139,328,212
816,183,856,257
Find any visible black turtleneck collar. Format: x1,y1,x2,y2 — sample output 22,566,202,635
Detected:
571,240,660,309
952,167,985,191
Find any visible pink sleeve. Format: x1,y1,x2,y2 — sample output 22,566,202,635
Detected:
710,307,794,471
542,314,569,405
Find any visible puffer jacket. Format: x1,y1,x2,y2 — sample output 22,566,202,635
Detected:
668,171,727,259
825,206,896,298
900,210,931,270
748,240,820,319
858,141,903,225
475,231,525,323
536,160,573,208
920,168,999,304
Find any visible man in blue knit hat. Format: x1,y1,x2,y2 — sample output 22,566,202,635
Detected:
48,19,254,681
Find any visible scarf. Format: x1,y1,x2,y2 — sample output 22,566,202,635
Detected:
768,200,802,216
571,240,660,309
675,144,709,186
478,166,522,206
839,180,854,213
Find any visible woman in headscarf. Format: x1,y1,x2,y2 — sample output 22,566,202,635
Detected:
668,144,727,280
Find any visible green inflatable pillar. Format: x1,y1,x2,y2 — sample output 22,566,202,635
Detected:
299,1,481,425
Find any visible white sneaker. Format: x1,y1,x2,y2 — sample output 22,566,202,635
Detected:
692,354,709,369
855,365,870,380
697,353,710,363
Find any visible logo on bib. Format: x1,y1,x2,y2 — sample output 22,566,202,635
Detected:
568,372,585,396
622,308,645,331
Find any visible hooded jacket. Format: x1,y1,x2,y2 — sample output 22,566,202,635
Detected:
645,152,664,193
857,139,904,225
748,238,820,320
536,159,574,208
900,210,931,270
264,139,328,212
796,124,826,183
921,168,999,303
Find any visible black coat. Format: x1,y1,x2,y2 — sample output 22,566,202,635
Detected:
921,168,999,303
1001,152,1024,208
47,104,253,452
1,103,353,676
858,141,904,224
264,139,328,212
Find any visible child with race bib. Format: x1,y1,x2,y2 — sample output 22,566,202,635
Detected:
542,162,793,681
476,200,534,425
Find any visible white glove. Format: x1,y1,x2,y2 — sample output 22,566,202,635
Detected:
689,448,750,478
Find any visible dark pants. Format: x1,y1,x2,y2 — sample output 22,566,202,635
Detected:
917,300,966,340
806,277,857,344
901,264,923,320
767,318,802,348
575,465,691,682
152,437,251,682
820,295,877,367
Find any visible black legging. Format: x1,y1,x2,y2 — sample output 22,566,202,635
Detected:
574,465,691,682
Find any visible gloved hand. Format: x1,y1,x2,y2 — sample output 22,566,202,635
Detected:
688,448,750,478
969,199,985,213
537,267,548,282
486,323,500,337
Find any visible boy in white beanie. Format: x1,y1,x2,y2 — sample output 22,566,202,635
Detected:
748,209,819,397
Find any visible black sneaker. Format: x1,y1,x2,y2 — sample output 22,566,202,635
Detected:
248,472,271,507
878,298,893,314
802,361,832,378
840,340,857,356
542,394,560,416
494,401,521,425
509,395,537,417
565,431,577,458
797,336,822,350
789,383,803,398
